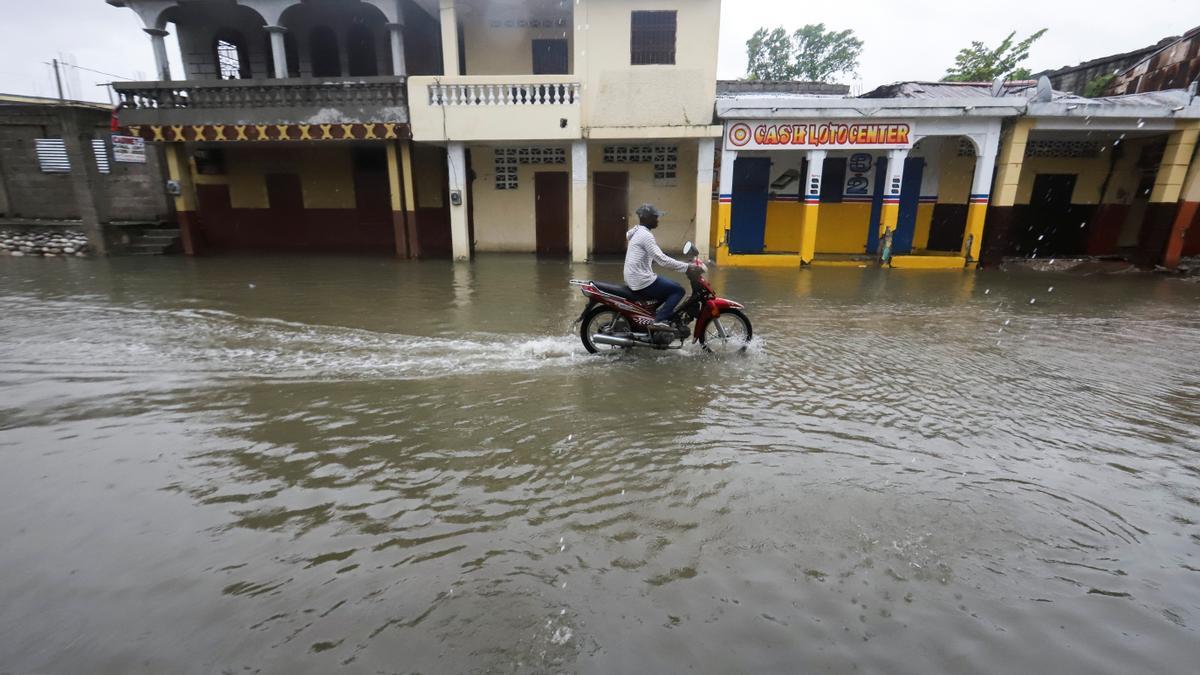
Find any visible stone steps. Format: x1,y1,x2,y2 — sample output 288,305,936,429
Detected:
126,227,181,255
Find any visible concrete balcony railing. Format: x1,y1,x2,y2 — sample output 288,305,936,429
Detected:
408,75,582,142
113,77,409,128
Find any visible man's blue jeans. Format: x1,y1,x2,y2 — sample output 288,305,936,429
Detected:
637,276,685,322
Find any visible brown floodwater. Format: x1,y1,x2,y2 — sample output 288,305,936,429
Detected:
1,254,1198,674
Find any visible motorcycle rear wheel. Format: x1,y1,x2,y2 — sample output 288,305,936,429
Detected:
699,308,753,354
580,307,634,354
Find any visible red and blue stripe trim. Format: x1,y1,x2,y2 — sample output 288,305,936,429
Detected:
969,193,989,204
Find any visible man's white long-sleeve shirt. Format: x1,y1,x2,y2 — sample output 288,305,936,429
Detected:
623,225,689,291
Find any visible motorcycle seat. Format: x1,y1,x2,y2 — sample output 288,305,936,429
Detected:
592,281,652,303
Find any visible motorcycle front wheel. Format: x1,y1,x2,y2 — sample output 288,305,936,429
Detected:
699,309,753,354
580,307,634,354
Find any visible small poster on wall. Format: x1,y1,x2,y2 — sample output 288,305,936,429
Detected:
111,135,145,163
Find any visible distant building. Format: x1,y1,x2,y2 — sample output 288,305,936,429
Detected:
1106,25,1200,96
0,94,171,251
1034,26,1200,97
1034,40,1172,96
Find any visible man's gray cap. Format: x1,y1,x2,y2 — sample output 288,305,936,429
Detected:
635,203,666,218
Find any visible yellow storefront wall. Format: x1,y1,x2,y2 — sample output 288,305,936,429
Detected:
190,145,357,210
760,201,873,254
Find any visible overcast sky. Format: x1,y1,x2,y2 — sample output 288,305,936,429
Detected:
1,0,1196,103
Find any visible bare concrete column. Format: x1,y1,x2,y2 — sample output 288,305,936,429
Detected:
439,0,460,76
265,25,288,78
693,138,715,260
59,109,109,256
570,140,589,262
447,142,470,261
143,28,171,81
386,21,407,77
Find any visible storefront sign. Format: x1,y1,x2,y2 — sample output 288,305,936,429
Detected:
727,121,914,150
111,135,146,163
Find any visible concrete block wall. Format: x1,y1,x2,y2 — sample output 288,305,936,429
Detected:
0,106,169,222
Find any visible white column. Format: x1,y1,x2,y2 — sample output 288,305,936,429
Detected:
439,0,460,76
570,141,589,262
265,25,288,79
886,148,909,200
804,149,827,203
801,150,827,262
387,22,407,77
970,130,1000,199
144,28,171,80
693,138,715,260
447,142,470,261
716,148,736,250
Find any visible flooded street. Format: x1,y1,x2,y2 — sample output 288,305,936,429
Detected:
1,255,1199,674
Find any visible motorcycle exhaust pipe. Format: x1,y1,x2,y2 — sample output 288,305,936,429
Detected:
592,333,638,348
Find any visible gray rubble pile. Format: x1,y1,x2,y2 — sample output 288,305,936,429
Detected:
0,230,91,257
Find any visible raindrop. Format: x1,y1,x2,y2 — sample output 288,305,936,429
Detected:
561,609,566,615
997,328,1003,334
996,340,1001,347
1112,139,1121,146
1029,298,1036,304
620,489,625,495
567,434,573,442
1079,222,1086,228
562,582,567,589
248,283,256,288
984,288,991,294
1047,286,1054,292
560,544,565,552
1049,258,1056,264
1003,319,1010,326
560,536,564,544
1136,119,1145,128
1037,235,1044,241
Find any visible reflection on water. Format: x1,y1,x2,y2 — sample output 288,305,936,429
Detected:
1,255,1199,674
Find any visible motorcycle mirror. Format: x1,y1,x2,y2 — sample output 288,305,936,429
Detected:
682,241,694,256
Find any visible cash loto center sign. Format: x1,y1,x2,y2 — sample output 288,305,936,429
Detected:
726,121,914,150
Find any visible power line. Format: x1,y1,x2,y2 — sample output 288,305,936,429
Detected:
42,61,134,82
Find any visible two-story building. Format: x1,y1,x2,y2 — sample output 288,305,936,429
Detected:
108,0,723,262
407,0,722,261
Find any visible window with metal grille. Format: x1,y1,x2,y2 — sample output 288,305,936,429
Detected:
36,139,70,173
602,144,678,186
216,38,246,80
494,147,566,190
957,138,976,157
36,138,112,174
92,139,110,174
630,11,676,65
1024,140,1101,159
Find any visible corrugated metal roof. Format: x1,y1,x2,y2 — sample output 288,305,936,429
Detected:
860,81,1082,101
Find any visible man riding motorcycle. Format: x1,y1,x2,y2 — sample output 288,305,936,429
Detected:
623,203,690,332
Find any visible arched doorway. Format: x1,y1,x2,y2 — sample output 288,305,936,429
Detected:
346,22,378,76
310,26,341,77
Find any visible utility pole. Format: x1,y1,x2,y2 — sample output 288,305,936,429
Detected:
52,58,64,100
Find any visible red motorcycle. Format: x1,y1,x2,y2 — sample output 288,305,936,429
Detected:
571,242,753,353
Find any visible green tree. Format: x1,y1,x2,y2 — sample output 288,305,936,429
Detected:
942,29,1048,82
746,27,794,81
745,23,863,82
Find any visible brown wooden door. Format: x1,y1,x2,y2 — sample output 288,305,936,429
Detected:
265,173,303,212
593,171,629,256
535,171,569,257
